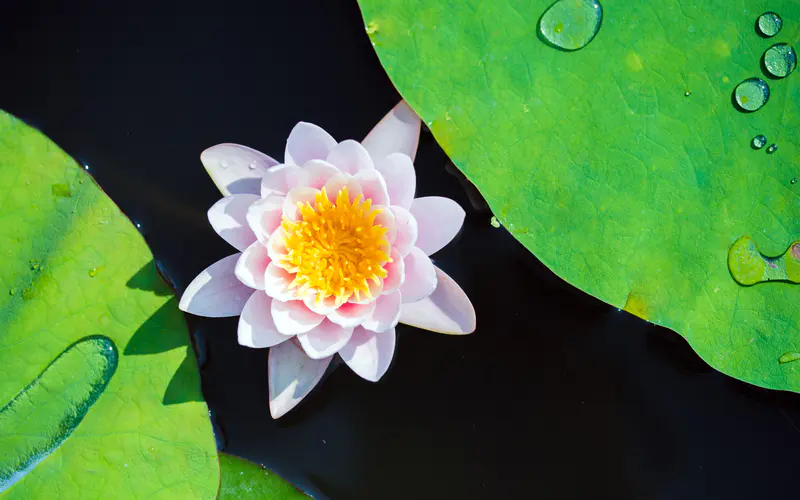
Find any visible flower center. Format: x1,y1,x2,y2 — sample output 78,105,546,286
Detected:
280,186,390,305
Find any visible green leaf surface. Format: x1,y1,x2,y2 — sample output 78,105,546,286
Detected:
358,1,800,391
217,453,309,500
0,111,219,498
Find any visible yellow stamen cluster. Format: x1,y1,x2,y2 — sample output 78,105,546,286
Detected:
280,186,391,305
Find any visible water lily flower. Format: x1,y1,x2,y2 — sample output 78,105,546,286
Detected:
180,101,476,418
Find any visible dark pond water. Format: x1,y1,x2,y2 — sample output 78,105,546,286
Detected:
3,1,800,498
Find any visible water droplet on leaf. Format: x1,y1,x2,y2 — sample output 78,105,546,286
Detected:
490,216,501,228
539,0,603,51
9,287,18,296
751,134,766,149
89,268,98,277
763,43,796,78
779,352,800,364
29,259,40,271
733,78,769,112
684,90,691,97
756,12,782,37
766,143,778,154
791,178,797,185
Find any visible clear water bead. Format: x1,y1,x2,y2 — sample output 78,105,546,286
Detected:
763,43,797,79
539,0,603,51
733,78,770,112
766,144,778,154
756,12,782,37
751,135,767,149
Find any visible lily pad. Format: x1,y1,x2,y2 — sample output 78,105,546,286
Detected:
358,1,800,391
0,111,219,498
217,453,309,499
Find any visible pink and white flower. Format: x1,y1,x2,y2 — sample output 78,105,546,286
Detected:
179,101,475,418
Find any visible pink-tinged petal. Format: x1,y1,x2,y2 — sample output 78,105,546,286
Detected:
354,169,390,206
297,320,354,359
326,140,374,175
284,122,337,165
201,143,278,196
303,293,339,316
207,194,259,251
376,153,416,210
328,301,376,328
271,299,324,335
234,241,270,290
390,206,418,257
399,266,475,335
264,263,298,302
361,290,401,333
362,100,421,162
266,230,289,264
246,194,284,243
283,186,321,221
399,247,437,303
373,206,396,244
339,327,396,382
302,159,341,189
261,164,309,198
323,173,363,203
410,197,466,256
238,291,289,348
179,254,254,317
268,340,332,419
381,247,405,294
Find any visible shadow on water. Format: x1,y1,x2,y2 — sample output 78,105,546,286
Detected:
124,260,204,406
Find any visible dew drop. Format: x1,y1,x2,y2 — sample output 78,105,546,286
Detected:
733,78,769,112
490,216,501,228
29,259,40,271
539,0,603,51
791,178,798,185
763,43,796,79
756,12,782,38
9,287,18,296
766,143,778,154
779,352,800,364
248,160,258,170
219,160,229,169
751,134,767,149
88,268,98,277
149,447,155,453
684,90,691,97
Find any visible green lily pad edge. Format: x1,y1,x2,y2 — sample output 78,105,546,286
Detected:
357,0,800,393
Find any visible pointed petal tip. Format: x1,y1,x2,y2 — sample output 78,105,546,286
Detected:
399,266,475,335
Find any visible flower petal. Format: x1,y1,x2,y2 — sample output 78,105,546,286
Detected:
361,290,401,333
268,340,331,419
399,266,475,335
201,143,278,196
409,197,465,256
207,194,259,251
326,140,374,175
246,194,284,243
328,301,376,328
234,241,270,290
362,100,421,162
297,320,354,359
323,173,363,203
376,153,416,210
264,263,299,302
373,205,396,244
238,291,289,348
339,327,396,382
179,254,254,317
283,186,321,221
261,164,309,198
284,122,337,165
354,169,390,206
266,229,289,264
381,247,405,294
399,246,437,303
390,206,418,256
303,293,339,316
302,159,341,189
271,299,324,335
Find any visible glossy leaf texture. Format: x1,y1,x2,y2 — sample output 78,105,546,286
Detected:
0,111,219,498
217,453,309,499
357,1,800,391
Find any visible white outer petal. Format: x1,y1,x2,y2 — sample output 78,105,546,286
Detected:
179,254,254,317
201,143,278,196
268,340,332,419
399,266,475,335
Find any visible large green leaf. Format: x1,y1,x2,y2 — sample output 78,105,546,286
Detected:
217,453,309,500
0,111,219,498
358,1,800,390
